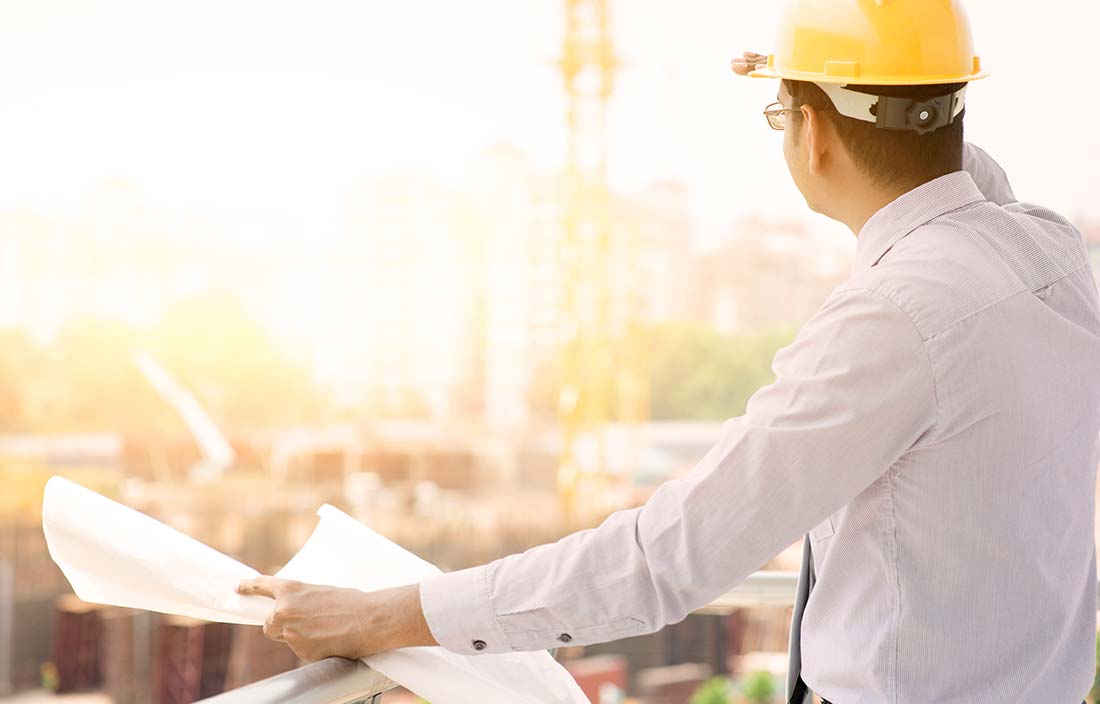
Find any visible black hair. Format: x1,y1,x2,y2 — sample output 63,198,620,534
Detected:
782,79,966,190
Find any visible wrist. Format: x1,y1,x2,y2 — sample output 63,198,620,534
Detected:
367,584,437,654
405,583,437,648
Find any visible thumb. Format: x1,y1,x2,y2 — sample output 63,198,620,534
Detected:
237,575,280,599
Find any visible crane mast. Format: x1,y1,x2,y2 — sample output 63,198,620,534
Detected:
557,0,617,520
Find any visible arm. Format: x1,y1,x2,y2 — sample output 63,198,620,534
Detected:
420,286,938,654
962,142,1017,206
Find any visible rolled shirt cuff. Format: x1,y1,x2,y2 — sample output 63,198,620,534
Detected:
419,564,513,655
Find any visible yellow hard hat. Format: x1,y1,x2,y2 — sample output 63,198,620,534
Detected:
749,0,989,86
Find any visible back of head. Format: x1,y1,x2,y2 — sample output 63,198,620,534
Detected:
783,80,967,191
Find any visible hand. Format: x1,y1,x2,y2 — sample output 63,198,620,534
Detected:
236,576,438,662
731,51,768,77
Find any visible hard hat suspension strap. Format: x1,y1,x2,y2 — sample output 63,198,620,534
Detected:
814,82,968,136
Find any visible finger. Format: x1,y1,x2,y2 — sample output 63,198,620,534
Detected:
262,621,286,643
731,57,767,76
743,51,767,60
237,575,282,599
731,59,753,75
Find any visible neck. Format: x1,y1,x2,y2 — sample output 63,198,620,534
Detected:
841,181,917,237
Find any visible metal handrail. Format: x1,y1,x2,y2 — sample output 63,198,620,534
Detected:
194,570,1100,702
196,656,396,704
197,570,799,703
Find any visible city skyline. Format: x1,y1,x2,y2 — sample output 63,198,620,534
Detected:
0,143,844,428
0,0,1095,256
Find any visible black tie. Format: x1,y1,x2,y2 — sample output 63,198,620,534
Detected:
786,534,816,704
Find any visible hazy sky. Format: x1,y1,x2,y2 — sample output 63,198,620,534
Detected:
0,0,1096,248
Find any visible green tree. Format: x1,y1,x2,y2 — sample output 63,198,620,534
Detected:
740,671,778,704
148,292,321,430
649,322,794,421
47,317,175,434
524,323,795,423
2,294,326,436
690,676,732,704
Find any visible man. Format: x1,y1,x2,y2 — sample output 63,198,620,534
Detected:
239,1,1100,701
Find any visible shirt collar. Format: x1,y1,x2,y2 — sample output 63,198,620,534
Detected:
853,170,987,273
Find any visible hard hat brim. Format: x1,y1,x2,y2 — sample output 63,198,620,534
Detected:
748,65,990,85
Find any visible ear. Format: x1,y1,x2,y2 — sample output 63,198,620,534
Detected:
800,105,829,176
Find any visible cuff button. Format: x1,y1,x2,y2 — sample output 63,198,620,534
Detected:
558,633,572,643
472,639,487,651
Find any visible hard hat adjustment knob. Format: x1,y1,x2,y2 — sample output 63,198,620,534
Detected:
905,96,950,135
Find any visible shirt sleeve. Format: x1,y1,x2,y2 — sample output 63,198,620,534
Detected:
419,286,938,655
962,142,1017,206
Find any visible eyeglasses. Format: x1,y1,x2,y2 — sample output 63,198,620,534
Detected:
763,101,801,131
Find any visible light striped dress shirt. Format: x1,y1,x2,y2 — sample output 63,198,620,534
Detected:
420,144,1100,703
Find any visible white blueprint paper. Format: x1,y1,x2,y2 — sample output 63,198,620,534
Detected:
42,476,589,704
